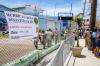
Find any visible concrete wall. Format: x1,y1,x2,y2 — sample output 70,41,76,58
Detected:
47,20,56,30
55,22,60,31
39,18,47,30
39,17,60,31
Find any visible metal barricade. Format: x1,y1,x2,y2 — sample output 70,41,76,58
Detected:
47,35,75,66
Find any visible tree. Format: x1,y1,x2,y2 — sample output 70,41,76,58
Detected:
75,18,82,28
68,20,72,28
75,13,83,28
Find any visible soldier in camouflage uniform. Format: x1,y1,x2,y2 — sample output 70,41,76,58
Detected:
41,30,46,49
53,28,59,44
46,29,53,47
33,33,39,49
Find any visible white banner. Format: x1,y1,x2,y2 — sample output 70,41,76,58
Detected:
4,11,36,40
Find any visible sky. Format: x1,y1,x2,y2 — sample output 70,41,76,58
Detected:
0,0,99,17
0,0,84,16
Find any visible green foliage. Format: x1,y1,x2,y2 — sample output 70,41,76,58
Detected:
68,20,72,28
75,18,82,27
0,32,7,39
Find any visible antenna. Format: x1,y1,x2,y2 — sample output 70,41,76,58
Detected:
70,3,72,13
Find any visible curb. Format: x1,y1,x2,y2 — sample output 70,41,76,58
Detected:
63,51,72,66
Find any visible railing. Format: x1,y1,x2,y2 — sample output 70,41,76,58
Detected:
1,34,74,66
3,44,60,66
47,35,75,66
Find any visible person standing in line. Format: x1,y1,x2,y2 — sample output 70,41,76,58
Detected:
84,29,91,47
75,29,79,40
38,30,42,44
46,29,53,48
41,30,46,49
91,29,97,52
78,30,81,38
80,30,83,39
53,28,59,44
94,33,100,57
33,32,39,49
64,29,67,39
93,29,100,57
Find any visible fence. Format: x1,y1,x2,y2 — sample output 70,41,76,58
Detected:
0,39,36,66
47,35,75,66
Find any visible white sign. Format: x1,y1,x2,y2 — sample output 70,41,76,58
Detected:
4,11,36,40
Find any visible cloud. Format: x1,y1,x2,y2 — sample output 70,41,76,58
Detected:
13,2,25,7
6,2,26,8
43,7,82,16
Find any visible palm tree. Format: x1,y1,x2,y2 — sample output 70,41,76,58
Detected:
75,13,83,28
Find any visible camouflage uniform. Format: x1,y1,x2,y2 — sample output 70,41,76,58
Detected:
33,33,39,49
46,30,53,47
41,31,46,49
53,29,59,44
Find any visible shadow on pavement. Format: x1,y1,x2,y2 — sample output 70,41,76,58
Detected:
76,55,86,58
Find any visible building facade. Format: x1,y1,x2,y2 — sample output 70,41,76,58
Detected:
13,5,60,31
0,4,60,31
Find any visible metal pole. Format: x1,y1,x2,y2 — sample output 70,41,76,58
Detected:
54,3,57,29
58,13,62,43
70,3,72,13
60,16,62,42
90,0,97,31
83,0,86,18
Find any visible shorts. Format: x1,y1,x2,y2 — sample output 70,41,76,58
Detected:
96,41,100,47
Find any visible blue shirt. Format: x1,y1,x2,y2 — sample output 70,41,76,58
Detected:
92,32,97,38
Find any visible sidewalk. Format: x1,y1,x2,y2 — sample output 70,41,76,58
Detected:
68,39,100,66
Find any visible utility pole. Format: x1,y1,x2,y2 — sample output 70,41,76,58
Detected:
90,0,97,31
70,3,72,13
83,0,86,18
